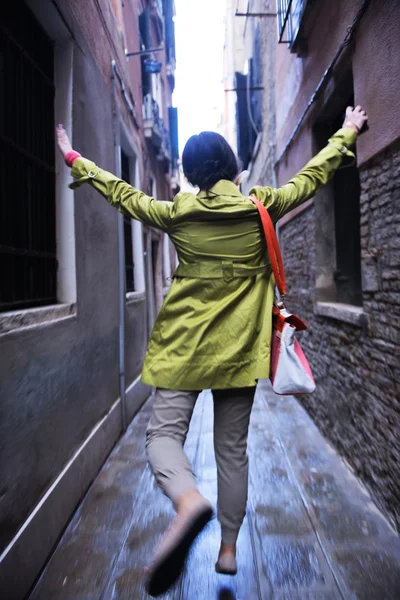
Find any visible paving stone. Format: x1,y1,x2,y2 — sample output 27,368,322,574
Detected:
274,591,340,600
301,470,348,506
313,503,392,544
252,500,313,536
30,531,121,600
259,540,327,590
69,484,135,536
334,546,400,599
288,443,336,472
93,457,147,491
111,438,146,461
249,461,291,488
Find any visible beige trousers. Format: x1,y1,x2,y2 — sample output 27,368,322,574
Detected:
145,387,255,545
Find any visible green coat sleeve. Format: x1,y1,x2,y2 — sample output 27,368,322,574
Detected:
70,158,173,232
249,128,358,223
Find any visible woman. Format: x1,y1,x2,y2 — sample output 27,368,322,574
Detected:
57,105,367,596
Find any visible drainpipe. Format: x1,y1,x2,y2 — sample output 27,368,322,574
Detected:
111,59,127,432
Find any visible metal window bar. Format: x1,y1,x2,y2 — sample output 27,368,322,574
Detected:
277,0,306,45
0,5,56,312
277,0,293,43
121,151,135,293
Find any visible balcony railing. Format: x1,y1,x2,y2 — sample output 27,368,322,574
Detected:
143,94,162,146
143,94,171,167
277,0,308,47
158,127,171,164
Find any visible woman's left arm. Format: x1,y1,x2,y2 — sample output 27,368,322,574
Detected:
250,106,367,223
56,125,172,232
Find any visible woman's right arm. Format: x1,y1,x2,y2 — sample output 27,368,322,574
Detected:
56,125,172,232
250,106,368,223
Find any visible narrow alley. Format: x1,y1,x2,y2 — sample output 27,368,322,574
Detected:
1,3,400,598
30,382,400,599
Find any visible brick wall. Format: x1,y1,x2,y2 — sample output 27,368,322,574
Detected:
279,144,400,530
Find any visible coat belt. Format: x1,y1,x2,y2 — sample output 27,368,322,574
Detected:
173,261,270,281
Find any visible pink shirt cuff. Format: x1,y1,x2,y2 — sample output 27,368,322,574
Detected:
64,150,82,167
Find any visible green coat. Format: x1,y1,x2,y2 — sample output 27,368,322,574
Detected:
71,128,356,390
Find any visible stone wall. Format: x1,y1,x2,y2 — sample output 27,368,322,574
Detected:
279,144,400,530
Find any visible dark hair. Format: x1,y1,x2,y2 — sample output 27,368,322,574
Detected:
182,131,239,190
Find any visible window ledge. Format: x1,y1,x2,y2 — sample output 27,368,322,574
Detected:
314,302,369,328
126,290,146,305
0,303,76,335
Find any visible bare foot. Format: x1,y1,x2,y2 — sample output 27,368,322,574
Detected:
216,542,237,575
146,495,213,596
218,541,236,559
56,124,72,157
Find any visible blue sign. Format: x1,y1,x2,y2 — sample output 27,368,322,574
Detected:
144,59,162,73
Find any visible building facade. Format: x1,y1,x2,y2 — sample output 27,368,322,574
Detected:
224,0,277,189
0,0,178,596
226,0,400,531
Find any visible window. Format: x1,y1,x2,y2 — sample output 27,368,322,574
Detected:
169,107,179,176
277,0,308,47
139,7,163,148
236,72,253,169
121,150,135,293
0,3,56,311
163,0,176,90
163,233,171,286
314,70,362,306
235,52,262,169
139,8,151,97
120,141,145,296
152,71,163,118
331,108,362,305
151,237,162,311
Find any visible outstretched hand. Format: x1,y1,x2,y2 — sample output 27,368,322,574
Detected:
343,106,368,133
56,124,72,157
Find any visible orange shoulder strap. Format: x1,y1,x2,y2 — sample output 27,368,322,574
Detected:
250,196,286,297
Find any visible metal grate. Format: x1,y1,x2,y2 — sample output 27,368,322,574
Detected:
139,8,151,97
0,3,56,312
276,0,306,45
121,151,135,293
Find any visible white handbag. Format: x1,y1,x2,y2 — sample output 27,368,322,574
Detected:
250,196,316,395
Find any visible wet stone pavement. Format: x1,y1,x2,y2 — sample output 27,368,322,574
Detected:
30,381,400,599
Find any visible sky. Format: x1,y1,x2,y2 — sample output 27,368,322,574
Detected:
173,0,227,155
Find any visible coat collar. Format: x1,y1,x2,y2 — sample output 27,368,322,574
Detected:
197,180,243,199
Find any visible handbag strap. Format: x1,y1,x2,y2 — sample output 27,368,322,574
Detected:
250,196,287,297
